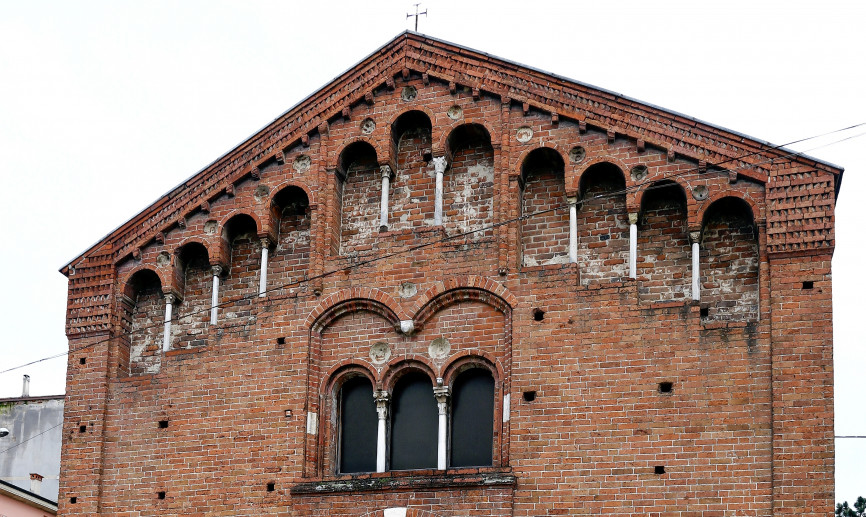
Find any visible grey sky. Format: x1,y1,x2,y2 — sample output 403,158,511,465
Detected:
1,0,863,504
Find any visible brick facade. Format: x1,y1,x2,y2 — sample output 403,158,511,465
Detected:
58,33,840,516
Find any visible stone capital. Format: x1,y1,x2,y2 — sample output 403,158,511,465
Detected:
380,165,393,179
432,156,448,174
628,212,639,225
260,237,273,249
211,265,223,277
164,293,176,305
689,231,702,244
374,390,390,419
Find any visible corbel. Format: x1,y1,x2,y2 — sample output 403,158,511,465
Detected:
176,217,187,230
318,121,329,136
551,112,559,126
225,184,235,198
154,231,166,245
365,91,374,105
422,72,430,85
132,248,142,261
637,139,645,153
200,201,211,214
472,87,480,100
385,77,395,90
501,95,511,106
250,164,261,180
301,134,310,147
667,148,676,162
607,129,615,143
274,151,285,164
342,106,351,120
522,103,530,116
578,121,587,134
699,160,707,174
449,81,456,95
728,171,739,184
401,68,410,80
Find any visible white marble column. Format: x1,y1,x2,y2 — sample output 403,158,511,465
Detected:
210,265,222,325
258,238,271,297
568,197,578,263
374,390,389,473
434,384,450,470
379,165,393,230
628,212,638,279
432,156,447,226
162,293,175,352
690,231,701,301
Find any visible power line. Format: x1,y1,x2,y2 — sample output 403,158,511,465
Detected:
0,122,863,378
0,423,63,455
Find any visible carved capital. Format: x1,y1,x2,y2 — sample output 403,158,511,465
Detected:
211,265,223,277
689,231,702,244
164,293,176,305
566,196,578,206
433,386,450,414
432,156,448,174
628,212,639,225
374,390,390,420
260,237,273,250
380,165,393,179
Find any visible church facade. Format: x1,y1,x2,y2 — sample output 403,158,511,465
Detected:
58,32,840,516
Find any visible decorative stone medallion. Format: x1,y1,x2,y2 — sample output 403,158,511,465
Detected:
446,105,463,120
156,252,171,266
401,86,417,102
398,282,417,299
568,146,586,163
360,118,376,135
254,184,270,202
428,337,451,360
369,341,391,365
692,185,709,201
516,127,533,143
203,220,218,235
630,165,648,182
293,154,311,173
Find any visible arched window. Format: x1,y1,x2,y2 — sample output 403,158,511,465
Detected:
450,368,494,467
338,376,377,474
389,372,437,470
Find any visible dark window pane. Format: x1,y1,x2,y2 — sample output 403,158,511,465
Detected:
390,372,437,470
450,368,494,467
339,377,377,473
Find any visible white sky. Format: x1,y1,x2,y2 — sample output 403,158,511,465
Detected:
1,0,863,505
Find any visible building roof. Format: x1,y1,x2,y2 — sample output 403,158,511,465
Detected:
0,479,58,514
59,31,843,275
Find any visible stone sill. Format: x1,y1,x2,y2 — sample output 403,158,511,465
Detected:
520,262,576,274
700,319,758,330
290,469,515,496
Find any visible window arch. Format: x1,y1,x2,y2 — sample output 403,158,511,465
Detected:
389,371,437,470
450,367,494,467
338,376,377,474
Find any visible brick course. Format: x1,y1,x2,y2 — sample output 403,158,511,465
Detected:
58,33,839,516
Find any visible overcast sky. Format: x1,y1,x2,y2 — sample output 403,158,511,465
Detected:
1,0,863,505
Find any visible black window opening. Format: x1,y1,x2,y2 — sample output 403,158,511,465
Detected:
450,368,494,467
390,371,437,470
339,376,377,474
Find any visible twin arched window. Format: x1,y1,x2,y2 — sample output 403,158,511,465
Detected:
338,367,494,474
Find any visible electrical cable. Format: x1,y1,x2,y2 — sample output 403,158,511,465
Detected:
0,122,863,379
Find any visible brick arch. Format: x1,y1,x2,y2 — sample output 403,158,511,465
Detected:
381,357,438,392
390,105,436,132
307,287,407,334
268,179,317,209
410,276,516,328
697,190,764,229
441,351,504,387
331,137,386,175
633,177,696,222
573,156,633,209
173,236,217,265
515,144,568,178
320,362,378,394
119,265,168,300
219,209,265,237
436,120,499,160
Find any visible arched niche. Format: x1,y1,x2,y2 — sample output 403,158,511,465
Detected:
391,110,433,232
443,124,494,238
638,180,691,302
221,213,259,317
173,241,211,349
519,147,568,267
700,197,759,321
119,268,163,376
270,185,311,293
577,162,629,284
337,141,380,254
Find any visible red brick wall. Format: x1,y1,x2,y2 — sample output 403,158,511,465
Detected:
59,73,835,517
520,169,568,266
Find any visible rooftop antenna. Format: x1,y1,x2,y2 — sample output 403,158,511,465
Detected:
407,3,427,32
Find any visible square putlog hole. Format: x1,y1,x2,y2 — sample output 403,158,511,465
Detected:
658,382,673,394
267,482,275,492
802,281,814,290
522,390,537,402
158,420,169,429
654,465,666,474
157,491,166,500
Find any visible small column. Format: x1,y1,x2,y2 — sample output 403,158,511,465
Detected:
690,231,701,301
379,165,393,230
567,196,578,263
258,238,271,297
162,293,175,352
210,265,222,325
434,384,450,470
628,212,638,279
432,156,447,225
374,390,389,473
